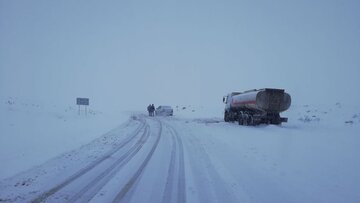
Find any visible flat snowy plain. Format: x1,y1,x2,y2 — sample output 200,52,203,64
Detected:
0,97,360,202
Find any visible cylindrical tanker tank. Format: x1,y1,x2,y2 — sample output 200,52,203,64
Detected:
223,88,291,125
230,89,291,113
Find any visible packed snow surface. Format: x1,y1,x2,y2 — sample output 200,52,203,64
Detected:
0,97,128,180
0,99,360,202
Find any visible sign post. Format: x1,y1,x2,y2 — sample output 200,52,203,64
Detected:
76,98,89,115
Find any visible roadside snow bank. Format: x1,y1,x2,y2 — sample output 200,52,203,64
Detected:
0,97,127,180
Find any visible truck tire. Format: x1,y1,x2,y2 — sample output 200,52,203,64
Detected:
248,116,254,126
243,115,248,126
224,112,229,122
238,116,243,125
228,111,234,122
242,113,250,126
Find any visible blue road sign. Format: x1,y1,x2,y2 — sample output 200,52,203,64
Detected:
76,98,89,106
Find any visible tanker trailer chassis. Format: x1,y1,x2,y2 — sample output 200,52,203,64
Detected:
223,88,291,126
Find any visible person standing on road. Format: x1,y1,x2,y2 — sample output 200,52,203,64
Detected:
151,104,155,116
147,104,151,116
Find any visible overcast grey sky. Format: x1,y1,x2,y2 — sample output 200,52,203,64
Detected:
1,0,359,111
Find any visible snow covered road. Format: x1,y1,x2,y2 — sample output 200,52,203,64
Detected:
1,113,360,202
0,115,187,203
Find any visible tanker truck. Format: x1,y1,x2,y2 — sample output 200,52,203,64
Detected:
223,88,291,125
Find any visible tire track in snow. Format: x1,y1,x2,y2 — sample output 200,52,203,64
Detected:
185,133,239,203
111,118,163,202
162,125,177,203
162,122,187,203
67,124,151,202
31,117,147,203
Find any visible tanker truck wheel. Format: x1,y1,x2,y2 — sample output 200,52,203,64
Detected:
243,115,249,126
238,115,243,125
248,116,254,126
224,112,229,122
239,114,249,126
238,117,243,125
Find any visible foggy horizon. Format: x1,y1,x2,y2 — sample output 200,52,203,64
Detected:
1,0,359,111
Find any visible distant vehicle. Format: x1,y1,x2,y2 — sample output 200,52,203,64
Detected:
155,106,173,116
223,88,291,125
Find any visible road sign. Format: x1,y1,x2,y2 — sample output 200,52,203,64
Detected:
76,98,89,115
77,98,89,106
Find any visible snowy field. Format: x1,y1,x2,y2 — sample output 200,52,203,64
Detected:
0,98,360,202
0,97,128,180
